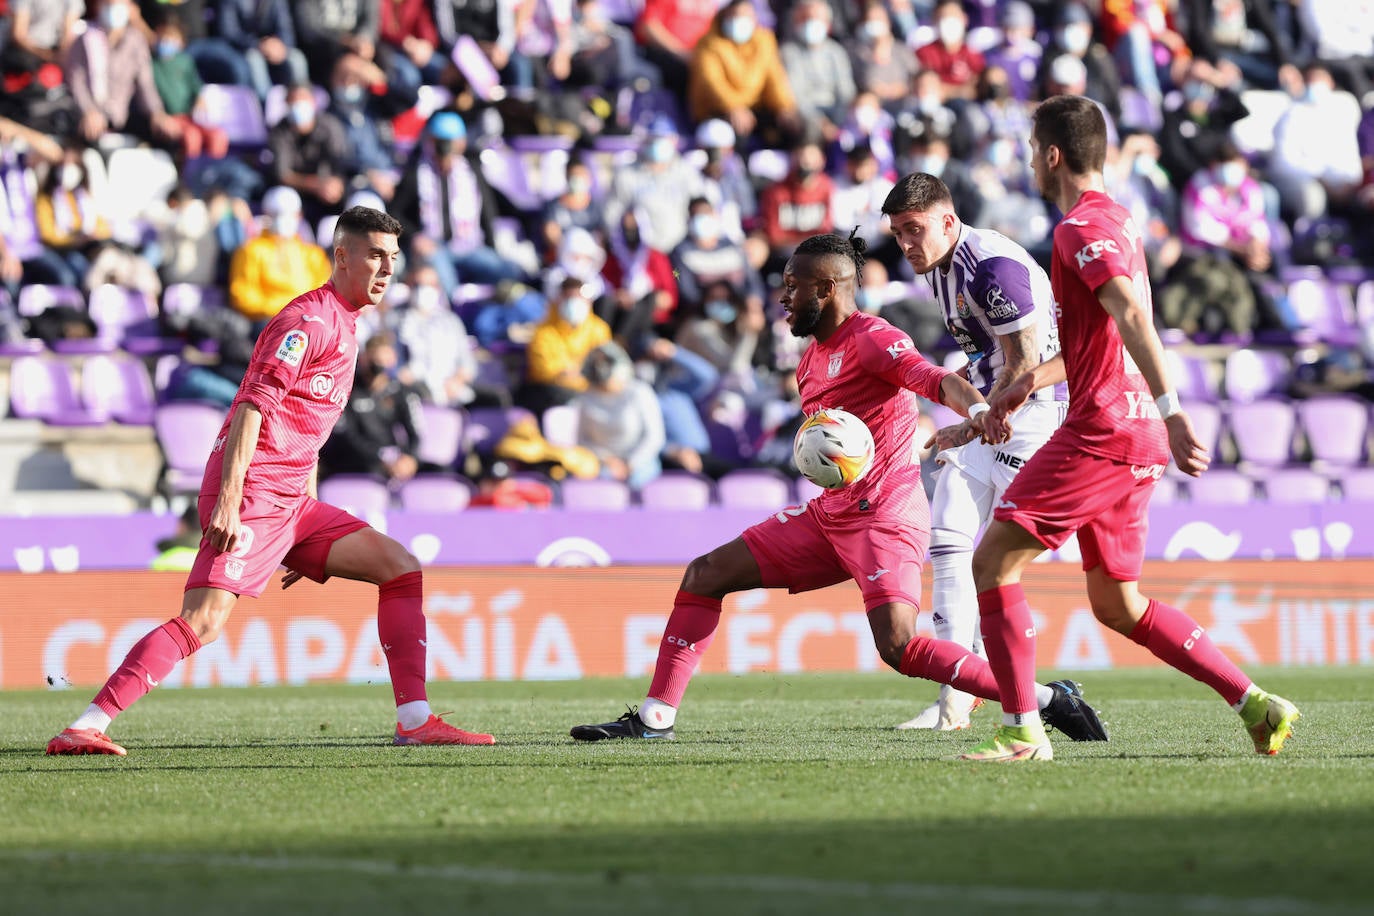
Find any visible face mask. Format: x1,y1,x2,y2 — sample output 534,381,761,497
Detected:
724,16,754,44
937,17,965,45
1060,25,1090,55
101,3,129,31
854,105,880,134
156,40,182,59
916,154,947,177
1306,82,1332,103
567,175,591,195
645,137,675,163
1183,81,1214,104
801,19,828,46
917,94,943,115
980,82,1009,102
560,296,591,325
413,285,443,313
690,213,719,240
1217,161,1247,189
288,101,316,128
272,214,300,237
705,299,737,324
987,140,1014,168
797,163,819,180
59,164,82,191
856,289,881,313
1133,154,1158,177
861,20,888,40
336,85,365,105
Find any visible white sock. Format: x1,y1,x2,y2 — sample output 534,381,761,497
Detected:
1002,711,1042,729
396,700,433,730
71,704,113,733
1231,684,1259,714
639,697,676,728
1034,684,1054,710
930,545,977,650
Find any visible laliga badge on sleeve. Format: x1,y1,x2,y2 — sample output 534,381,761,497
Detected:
275,330,309,366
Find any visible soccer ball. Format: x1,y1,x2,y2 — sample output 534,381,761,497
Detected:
793,408,875,489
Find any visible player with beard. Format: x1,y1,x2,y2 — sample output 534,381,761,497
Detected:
568,231,1107,741
961,95,1300,762
47,207,495,756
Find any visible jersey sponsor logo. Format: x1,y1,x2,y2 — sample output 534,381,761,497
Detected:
1074,238,1120,268
1121,217,1142,253
827,354,844,378
1131,463,1166,480
211,434,226,454
224,557,245,581
300,315,325,324
983,283,1019,320
275,330,309,366
1062,217,1090,226
994,451,1025,470
1123,390,1161,420
866,568,891,581
309,372,335,399
885,338,913,358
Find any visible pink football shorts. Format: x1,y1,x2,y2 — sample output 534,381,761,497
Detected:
993,434,1162,581
186,493,370,597
742,503,928,612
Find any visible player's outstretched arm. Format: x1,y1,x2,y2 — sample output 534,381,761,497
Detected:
1097,277,1210,476
937,373,1010,443
987,353,1065,431
207,404,264,554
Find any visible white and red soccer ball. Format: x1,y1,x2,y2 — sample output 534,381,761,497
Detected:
792,408,875,489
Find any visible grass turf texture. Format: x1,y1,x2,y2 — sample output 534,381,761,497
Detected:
2,667,1371,915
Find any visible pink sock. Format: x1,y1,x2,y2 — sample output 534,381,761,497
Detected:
979,584,1039,717
92,617,201,719
646,590,721,707
379,571,428,706
898,636,1001,700
1129,599,1252,705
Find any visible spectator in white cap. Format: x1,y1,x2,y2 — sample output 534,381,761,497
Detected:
227,186,331,326
695,117,753,240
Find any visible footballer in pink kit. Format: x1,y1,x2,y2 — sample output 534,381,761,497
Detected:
962,95,1300,762
47,206,495,756
570,232,1107,742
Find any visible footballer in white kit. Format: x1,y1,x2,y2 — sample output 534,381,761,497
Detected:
883,172,1092,734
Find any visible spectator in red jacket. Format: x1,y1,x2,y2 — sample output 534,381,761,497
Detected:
637,0,718,94
601,207,679,347
757,140,834,263
915,0,985,99
381,0,444,87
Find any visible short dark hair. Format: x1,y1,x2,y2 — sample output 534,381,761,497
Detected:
1032,94,1107,175
794,229,867,283
334,206,402,243
881,172,953,216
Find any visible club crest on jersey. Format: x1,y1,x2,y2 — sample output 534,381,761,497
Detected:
955,293,971,318
827,354,844,378
275,330,309,366
224,558,245,581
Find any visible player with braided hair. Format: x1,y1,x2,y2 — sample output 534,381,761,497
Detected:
569,231,1107,741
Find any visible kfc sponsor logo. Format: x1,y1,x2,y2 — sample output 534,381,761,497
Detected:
983,284,1019,320
885,338,913,358
1074,239,1120,268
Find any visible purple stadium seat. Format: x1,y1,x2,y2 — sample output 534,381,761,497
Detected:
1337,467,1374,501
450,35,502,102
397,473,474,512
87,284,158,346
1118,86,1164,132
0,337,45,356
1222,348,1291,403
153,401,228,493
1297,396,1368,467
8,355,105,425
81,353,156,425
318,474,392,516
560,477,632,510
1187,469,1255,505
639,472,713,509
717,468,795,510
541,403,579,447
1187,401,1223,456
162,283,226,322
1261,467,1332,504
17,284,83,318
1228,398,1296,467
478,146,543,211
1286,278,1359,346
1164,349,1218,402
415,403,465,469
465,406,533,458
195,84,268,147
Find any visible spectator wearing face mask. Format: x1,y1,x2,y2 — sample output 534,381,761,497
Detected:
227,186,331,325
601,209,679,345
573,342,666,490
544,226,611,307
757,141,835,262
836,94,898,178
983,1,1043,102
33,147,111,290
326,53,398,201
149,13,229,160
674,280,768,393
320,331,425,485
895,133,985,243
540,159,601,263
268,82,351,220
1268,65,1365,222
394,264,483,408
831,144,895,260
695,118,755,240
851,2,918,106
216,0,310,101
781,0,857,141
1159,60,1248,191
671,197,765,314
915,0,985,100
521,276,613,415
605,119,705,254
688,0,798,143
1038,3,1122,121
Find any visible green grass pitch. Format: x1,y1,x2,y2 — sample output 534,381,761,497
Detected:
2,666,1372,915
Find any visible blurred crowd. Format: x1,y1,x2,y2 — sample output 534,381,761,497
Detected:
1,0,1373,498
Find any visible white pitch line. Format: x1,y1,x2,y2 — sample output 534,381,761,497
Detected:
0,850,1355,915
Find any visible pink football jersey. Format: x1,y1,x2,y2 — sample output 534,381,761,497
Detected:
202,283,360,505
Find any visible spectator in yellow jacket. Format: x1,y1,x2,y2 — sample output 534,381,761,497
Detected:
228,186,331,324
688,0,798,144
519,276,612,416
